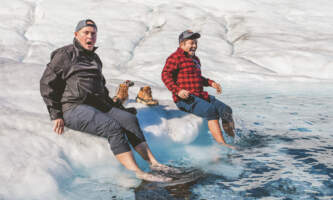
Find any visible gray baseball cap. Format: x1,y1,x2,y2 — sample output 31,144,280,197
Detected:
75,19,97,32
179,30,200,43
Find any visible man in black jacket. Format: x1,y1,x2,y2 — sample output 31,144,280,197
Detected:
40,19,175,182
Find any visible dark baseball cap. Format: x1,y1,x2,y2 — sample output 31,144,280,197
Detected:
75,19,97,32
179,30,200,43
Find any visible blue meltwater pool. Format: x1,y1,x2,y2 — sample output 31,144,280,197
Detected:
136,82,333,200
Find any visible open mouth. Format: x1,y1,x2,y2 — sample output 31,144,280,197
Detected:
86,41,94,46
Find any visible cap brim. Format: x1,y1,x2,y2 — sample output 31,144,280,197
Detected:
190,33,201,39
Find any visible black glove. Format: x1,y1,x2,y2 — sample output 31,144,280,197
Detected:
113,99,137,115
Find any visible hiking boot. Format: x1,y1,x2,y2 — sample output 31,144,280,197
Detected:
136,86,159,106
113,80,134,104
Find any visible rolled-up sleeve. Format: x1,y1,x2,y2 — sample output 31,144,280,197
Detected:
202,75,214,87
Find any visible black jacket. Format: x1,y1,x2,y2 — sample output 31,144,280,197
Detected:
40,39,114,120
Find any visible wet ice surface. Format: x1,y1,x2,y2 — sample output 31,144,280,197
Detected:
134,82,333,200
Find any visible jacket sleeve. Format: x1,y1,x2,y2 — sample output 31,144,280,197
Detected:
40,51,66,120
95,54,113,102
101,75,114,104
161,56,181,94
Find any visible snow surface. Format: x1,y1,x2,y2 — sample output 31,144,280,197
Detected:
1,0,333,199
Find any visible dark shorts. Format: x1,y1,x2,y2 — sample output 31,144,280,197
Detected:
63,104,146,155
176,95,233,123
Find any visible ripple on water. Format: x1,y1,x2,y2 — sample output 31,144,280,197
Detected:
279,147,313,159
309,163,333,179
289,128,312,132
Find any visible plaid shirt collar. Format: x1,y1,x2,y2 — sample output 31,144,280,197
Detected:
176,47,198,59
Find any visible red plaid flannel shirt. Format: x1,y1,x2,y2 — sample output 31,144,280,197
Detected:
162,48,214,103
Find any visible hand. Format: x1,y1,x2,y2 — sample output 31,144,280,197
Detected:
178,89,190,99
212,82,222,94
53,118,64,135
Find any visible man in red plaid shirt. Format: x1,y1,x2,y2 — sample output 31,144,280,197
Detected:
162,30,235,149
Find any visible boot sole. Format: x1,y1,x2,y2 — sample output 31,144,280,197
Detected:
136,97,159,106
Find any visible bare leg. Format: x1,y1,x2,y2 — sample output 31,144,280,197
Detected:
115,150,171,182
208,119,234,149
134,142,159,165
115,151,143,172
222,121,235,138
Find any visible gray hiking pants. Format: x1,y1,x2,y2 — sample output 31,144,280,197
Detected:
63,104,146,155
